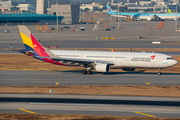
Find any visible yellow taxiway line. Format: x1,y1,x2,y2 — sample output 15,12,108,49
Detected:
134,111,156,117
18,108,37,114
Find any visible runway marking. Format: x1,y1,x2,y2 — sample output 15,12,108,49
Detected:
134,111,156,117
18,108,37,114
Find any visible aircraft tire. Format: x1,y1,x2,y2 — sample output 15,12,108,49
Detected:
82,70,87,74
158,72,161,75
87,71,92,74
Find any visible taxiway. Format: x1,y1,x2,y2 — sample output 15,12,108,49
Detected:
0,94,180,118
0,71,180,86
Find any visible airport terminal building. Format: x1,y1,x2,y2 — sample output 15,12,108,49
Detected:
0,13,63,25
50,5,79,24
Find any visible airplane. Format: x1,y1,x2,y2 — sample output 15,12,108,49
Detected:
106,4,180,20
139,13,180,20
137,8,180,20
106,4,141,18
18,25,177,75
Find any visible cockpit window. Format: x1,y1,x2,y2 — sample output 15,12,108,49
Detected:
167,58,174,60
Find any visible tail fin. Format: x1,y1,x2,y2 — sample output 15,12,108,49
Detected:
18,25,49,57
168,9,172,14
106,4,114,14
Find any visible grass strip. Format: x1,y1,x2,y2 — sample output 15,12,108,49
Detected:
0,86,180,97
0,113,180,120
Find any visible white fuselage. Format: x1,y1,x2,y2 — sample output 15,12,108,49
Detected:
139,14,180,20
112,14,180,20
50,50,177,69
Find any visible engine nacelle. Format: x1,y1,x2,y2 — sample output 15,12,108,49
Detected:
95,63,110,73
122,68,135,71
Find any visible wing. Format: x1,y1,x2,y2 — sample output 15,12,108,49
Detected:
35,56,114,66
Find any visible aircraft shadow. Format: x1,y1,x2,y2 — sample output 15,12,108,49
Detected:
60,70,180,75
101,72,180,75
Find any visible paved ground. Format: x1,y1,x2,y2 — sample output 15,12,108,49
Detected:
0,50,21,54
0,94,180,118
0,21,180,49
0,71,180,86
1,39,180,49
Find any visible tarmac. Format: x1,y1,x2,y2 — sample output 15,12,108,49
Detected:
0,70,180,86
0,94,180,118
0,21,180,50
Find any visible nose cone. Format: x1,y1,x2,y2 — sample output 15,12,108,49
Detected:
172,60,178,66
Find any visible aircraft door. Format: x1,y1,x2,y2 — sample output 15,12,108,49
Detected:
80,54,84,59
157,55,161,62
126,54,130,61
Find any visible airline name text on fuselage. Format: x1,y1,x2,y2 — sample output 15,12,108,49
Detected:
131,57,152,62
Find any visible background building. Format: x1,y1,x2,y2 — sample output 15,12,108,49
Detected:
0,13,63,25
174,0,180,4
36,0,48,14
0,0,11,12
50,4,79,24
80,2,103,12
17,4,36,12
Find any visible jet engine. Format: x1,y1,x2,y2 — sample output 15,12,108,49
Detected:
122,68,135,71
95,63,110,73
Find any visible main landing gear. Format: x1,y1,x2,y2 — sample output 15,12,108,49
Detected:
82,70,92,74
82,67,93,75
158,68,162,75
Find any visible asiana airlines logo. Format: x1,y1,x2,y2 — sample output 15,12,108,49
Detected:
151,55,155,60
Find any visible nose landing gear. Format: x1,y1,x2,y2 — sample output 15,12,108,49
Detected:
158,68,162,75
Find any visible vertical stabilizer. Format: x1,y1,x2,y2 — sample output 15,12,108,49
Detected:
168,9,172,14
106,4,114,14
18,25,34,51
18,25,48,57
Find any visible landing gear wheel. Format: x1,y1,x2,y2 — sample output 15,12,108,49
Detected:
87,71,90,74
82,70,87,74
87,71,93,74
158,68,162,75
